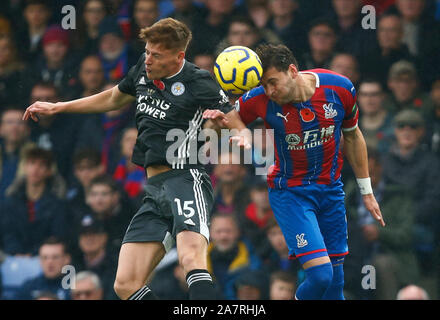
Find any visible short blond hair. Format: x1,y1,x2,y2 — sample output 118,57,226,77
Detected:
139,17,192,51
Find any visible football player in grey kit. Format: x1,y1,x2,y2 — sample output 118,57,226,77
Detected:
24,18,250,300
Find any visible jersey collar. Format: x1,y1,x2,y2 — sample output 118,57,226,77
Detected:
299,71,320,88
166,59,186,80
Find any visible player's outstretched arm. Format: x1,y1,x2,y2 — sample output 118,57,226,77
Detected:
343,127,386,227
203,109,252,149
23,86,135,122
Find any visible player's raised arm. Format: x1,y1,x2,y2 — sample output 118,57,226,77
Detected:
23,85,135,122
343,126,385,227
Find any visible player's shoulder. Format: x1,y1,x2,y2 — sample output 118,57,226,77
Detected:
306,68,355,93
240,85,267,103
182,61,213,82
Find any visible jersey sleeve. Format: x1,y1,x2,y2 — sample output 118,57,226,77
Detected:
190,72,234,114
236,94,259,125
118,53,144,97
340,82,359,132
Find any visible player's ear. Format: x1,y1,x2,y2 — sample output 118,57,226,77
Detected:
288,64,299,78
177,50,185,61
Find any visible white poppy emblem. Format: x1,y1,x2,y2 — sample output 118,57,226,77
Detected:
171,82,185,96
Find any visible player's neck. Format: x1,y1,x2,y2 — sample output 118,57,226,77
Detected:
292,73,316,103
166,59,185,79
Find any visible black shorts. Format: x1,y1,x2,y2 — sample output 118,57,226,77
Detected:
122,168,214,251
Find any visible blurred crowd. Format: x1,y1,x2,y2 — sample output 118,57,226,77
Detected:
0,0,439,300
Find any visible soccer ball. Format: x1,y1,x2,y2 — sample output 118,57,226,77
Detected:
214,46,263,95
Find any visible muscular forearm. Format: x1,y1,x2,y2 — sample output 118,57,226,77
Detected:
343,127,369,179
58,87,134,114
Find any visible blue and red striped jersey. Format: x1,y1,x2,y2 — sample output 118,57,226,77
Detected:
237,69,359,189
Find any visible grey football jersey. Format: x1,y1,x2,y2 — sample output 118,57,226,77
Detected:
118,53,233,169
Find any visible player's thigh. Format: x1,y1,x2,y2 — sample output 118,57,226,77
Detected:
164,169,214,243
115,241,165,284
176,230,209,273
316,183,348,257
268,187,327,263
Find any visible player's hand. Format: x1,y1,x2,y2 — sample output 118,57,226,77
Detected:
362,193,385,227
203,109,229,127
23,101,60,122
230,128,252,150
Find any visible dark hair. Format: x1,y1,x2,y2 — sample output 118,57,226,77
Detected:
359,77,384,91
73,148,101,167
40,236,68,254
139,18,192,51
256,44,299,72
229,15,257,32
24,146,54,168
24,0,51,9
308,17,338,34
270,270,296,286
0,106,25,121
88,174,119,193
31,81,60,97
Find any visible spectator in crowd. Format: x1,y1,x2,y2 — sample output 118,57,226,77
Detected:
107,0,132,40
360,14,415,85
1,147,68,256
148,250,191,299
329,53,360,88
130,0,159,55
28,81,81,180
301,18,337,69
15,0,52,62
262,217,302,278
396,284,430,300
193,53,215,76
28,25,78,98
0,108,32,202
84,174,135,249
357,79,394,154
428,78,440,156
345,147,420,300
98,16,138,82
0,35,26,107
71,0,109,57
383,110,440,279
385,60,434,120
269,270,296,300
189,0,243,58
72,216,118,300
266,0,307,58
212,151,250,215
15,237,71,300
234,269,268,300
329,0,377,58
168,0,206,31
390,0,440,88
113,127,146,207
75,82,134,174
71,271,104,300
69,55,106,100
34,291,59,300
238,181,273,260
207,213,262,300
67,148,105,230
215,15,281,56
244,0,271,29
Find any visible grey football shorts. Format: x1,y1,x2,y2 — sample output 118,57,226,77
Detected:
122,168,214,252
